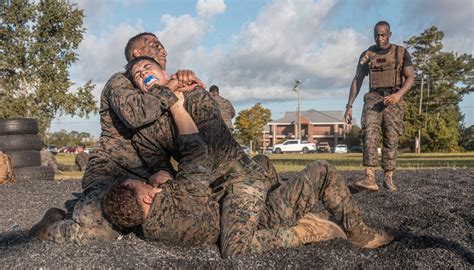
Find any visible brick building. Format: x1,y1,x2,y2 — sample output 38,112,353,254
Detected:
263,109,352,149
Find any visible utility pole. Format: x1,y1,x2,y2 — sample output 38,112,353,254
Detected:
294,80,301,141
416,76,425,154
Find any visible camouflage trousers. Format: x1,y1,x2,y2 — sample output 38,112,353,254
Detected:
220,155,364,258
361,91,405,171
45,144,150,245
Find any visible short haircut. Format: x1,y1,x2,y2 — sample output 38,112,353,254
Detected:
125,56,161,86
101,181,145,229
209,85,219,93
375,21,390,31
77,143,86,149
124,32,157,63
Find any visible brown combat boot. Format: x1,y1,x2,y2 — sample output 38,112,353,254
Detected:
291,213,347,246
383,170,397,191
354,167,378,191
348,222,394,249
29,208,66,240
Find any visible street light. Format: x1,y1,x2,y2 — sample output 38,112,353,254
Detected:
293,80,301,141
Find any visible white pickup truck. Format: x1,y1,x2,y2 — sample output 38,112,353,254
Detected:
272,140,317,154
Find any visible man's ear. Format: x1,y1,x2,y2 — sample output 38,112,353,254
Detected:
143,188,161,205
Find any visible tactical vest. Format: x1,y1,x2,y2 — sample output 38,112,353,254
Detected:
361,45,405,90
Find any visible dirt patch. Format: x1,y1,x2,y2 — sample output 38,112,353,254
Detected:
0,169,472,268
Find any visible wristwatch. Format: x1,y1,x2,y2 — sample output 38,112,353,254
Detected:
346,104,353,109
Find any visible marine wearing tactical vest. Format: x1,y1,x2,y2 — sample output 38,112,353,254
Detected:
344,21,415,192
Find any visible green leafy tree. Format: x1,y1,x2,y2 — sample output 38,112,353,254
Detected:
46,129,93,148
234,103,272,151
0,0,97,135
343,125,363,148
461,125,474,151
400,26,473,152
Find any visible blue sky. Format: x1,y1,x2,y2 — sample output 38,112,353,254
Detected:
51,0,474,137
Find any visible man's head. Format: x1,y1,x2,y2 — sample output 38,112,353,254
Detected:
76,143,85,153
209,85,219,97
124,32,167,69
102,179,161,229
373,21,391,49
126,56,169,92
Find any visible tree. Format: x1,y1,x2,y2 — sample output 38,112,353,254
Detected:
400,26,473,152
46,129,94,148
343,125,363,148
461,125,474,151
234,103,272,151
0,0,97,135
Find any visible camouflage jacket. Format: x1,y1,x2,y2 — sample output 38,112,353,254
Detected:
141,133,220,246
74,152,90,171
84,73,178,189
212,95,235,131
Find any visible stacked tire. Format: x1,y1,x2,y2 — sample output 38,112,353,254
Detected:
0,118,55,181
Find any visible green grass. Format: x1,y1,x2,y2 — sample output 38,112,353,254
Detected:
52,152,474,179
268,152,474,172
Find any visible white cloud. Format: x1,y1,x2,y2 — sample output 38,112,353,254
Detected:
196,0,226,17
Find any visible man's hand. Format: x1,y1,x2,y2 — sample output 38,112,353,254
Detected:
149,170,173,187
163,78,180,92
344,108,353,124
384,93,402,106
174,70,205,89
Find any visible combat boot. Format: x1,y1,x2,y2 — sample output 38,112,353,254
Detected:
29,208,66,240
354,167,378,191
383,170,397,191
347,222,393,249
291,213,347,246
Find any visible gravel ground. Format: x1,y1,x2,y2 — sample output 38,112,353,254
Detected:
0,169,473,269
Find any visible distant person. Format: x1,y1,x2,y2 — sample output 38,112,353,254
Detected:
209,85,236,132
40,143,59,173
343,21,414,192
73,144,90,171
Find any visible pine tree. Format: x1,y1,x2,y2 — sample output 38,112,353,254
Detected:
401,26,473,152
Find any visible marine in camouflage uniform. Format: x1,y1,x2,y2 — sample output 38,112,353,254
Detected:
209,85,236,132
133,85,390,258
31,72,179,244
344,21,414,191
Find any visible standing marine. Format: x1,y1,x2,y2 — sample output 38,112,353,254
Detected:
344,21,415,191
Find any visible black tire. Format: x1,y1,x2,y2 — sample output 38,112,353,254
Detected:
13,166,55,181
0,118,39,135
274,148,282,154
0,134,42,151
302,147,309,154
5,150,41,168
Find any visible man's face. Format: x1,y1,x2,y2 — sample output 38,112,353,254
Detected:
374,25,391,49
131,59,168,92
140,35,167,69
209,91,218,97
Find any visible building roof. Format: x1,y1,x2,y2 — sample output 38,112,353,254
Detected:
270,109,344,124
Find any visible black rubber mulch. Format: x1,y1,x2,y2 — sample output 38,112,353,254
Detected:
0,169,472,269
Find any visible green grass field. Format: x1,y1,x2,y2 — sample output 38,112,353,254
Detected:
53,152,474,179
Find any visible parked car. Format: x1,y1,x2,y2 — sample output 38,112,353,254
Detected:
59,146,76,154
272,140,316,154
334,144,348,154
47,145,58,155
349,145,363,153
316,142,331,153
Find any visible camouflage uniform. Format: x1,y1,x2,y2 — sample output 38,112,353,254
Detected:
133,87,365,257
358,44,412,171
40,148,59,173
211,95,236,132
56,152,91,172
43,72,177,244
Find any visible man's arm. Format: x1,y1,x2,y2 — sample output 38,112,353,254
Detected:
344,70,366,124
107,73,178,129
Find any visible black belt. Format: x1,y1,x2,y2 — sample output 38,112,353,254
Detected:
370,88,397,97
